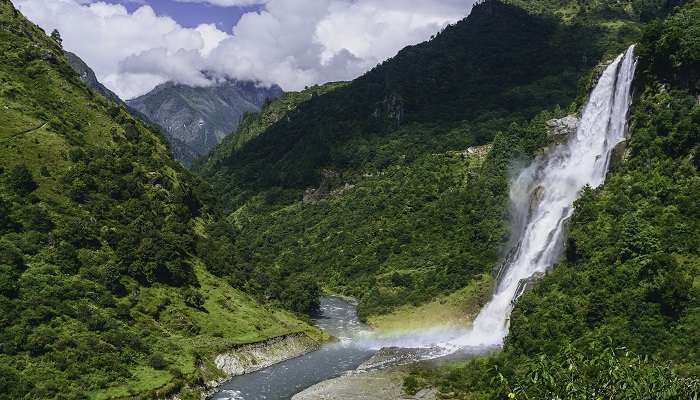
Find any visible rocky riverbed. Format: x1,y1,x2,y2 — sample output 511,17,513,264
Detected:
292,368,437,400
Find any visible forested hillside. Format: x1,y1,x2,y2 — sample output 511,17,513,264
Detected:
2,0,697,397
200,1,612,196
406,1,700,398
0,1,316,398
197,0,663,318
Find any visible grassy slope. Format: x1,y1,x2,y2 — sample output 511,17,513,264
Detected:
367,273,492,333
0,2,316,398
94,262,316,399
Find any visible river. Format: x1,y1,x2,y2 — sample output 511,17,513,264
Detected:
210,296,376,400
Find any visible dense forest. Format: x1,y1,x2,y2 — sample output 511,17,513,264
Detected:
0,1,318,398
404,1,700,398
1,0,698,398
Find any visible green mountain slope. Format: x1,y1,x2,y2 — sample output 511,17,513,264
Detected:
199,0,643,201
64,51,202,165
196,0,653,318
195,81,348,171
0,1,316,399
406,1,699,398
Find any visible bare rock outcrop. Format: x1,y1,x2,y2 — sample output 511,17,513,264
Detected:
546,115,579,138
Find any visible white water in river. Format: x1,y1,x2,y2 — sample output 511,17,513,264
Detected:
450,45,638,349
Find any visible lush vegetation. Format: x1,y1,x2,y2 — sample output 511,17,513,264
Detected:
195,81,348,171
199,0,632,199
2,0,696,397
0,1,316,398
196,0,655,318
405,1,700,398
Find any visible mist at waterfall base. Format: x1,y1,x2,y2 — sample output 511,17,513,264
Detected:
356,45,638,356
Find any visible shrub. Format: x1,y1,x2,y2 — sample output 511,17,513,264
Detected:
6,165,37,195
182,288,205,310
148,353,167,370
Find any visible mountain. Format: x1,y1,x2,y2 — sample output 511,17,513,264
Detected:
0,1,317,398
196,0,643,318
65,50,202,164
127,79,283,164
65,51,122,105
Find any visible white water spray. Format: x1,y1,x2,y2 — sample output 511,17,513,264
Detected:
452,45,638,349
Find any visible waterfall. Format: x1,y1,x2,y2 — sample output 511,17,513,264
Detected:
452,45,638,349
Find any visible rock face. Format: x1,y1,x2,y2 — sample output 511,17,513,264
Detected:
127,79,283,164
465,143,493,158
65,51,122,105
547,115,580,138
214,333,320,377
357,347,445,371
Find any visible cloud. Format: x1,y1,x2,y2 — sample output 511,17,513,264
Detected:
12,0,476,99
12,0,220,98
174,0,268,6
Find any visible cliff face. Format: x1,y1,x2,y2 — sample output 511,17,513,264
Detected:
127,79,283,163
64,51,121,105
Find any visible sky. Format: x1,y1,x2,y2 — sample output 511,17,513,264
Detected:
12,0,477,100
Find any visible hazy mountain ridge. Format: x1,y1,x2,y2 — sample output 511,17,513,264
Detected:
128,79,283,165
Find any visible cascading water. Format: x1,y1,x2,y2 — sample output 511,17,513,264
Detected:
452,45,638,349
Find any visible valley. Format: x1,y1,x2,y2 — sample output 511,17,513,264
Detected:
0,0,698,399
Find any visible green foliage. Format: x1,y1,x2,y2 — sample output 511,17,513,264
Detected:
0,1,316,398
412,2,700,397
418,345,699,400
50,29,62,46
183,288,205,309
6,164,37,195
149,353,168,370
499,346,699,400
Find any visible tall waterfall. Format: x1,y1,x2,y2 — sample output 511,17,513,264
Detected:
453,45,638,349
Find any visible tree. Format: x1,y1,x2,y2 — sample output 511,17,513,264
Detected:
50,29,62,46
6,165,37,195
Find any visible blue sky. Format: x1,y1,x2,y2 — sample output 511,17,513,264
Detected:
102,0,261,32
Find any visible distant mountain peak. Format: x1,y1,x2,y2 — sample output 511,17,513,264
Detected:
127,77,283,165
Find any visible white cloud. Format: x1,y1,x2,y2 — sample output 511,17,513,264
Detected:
12,0,476,99
174,0,268,6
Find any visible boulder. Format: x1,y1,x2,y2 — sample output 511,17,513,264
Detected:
546,115,579,138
